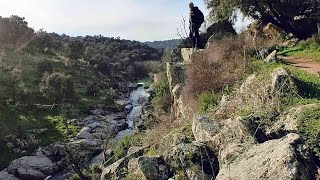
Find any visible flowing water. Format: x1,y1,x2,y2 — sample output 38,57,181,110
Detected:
114,83,150,140
47,83,150,179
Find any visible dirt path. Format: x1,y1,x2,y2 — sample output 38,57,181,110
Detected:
281,56,320,76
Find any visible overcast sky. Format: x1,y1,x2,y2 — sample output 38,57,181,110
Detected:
0,0,250,41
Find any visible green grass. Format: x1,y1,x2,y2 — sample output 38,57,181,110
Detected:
299,106,320,160
0,106,81,170
0,48,113,170
240,58,320,162
278,35,320,63
197,92,221,114
114,135,140,160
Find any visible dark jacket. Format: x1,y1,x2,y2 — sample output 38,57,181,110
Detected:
189,6,204,28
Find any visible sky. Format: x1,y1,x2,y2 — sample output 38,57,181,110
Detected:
0,0,250,41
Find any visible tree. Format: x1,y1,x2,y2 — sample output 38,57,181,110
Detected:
40,73,76,103
0,15,34,48
68,40,84,60
205,0,320,39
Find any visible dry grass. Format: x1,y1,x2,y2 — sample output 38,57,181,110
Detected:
141,114,193,152
184,32,281,99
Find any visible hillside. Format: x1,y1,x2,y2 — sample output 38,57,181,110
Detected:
88,22,320,179
0,15,162,170
144,39,182,49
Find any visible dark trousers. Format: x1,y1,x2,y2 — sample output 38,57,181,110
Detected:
190,25,200,49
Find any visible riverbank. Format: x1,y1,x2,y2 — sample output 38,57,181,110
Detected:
0,82,151,180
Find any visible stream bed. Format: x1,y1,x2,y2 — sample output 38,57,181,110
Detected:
47,82,151,179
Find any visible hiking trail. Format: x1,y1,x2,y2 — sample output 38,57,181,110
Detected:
281,56,320,76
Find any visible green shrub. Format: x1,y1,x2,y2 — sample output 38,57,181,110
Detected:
154,80,169,98
40,72,76,103
299,34,320,49
279,34,320,62
152,80,171,112
198,92,220,114
114,135,138,160
299,107,320,160
37,59,53,74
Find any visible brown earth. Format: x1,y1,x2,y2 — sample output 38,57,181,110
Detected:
281,56,320,76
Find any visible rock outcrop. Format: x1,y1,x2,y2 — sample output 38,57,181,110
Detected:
216,133,314,180
266,103,320,138
193,116,256,165
159,132,219,180
0,170,20,180
264,50,278,62
179,20,237,49
100,146,147,180
128,156,170,180
7,156,56,180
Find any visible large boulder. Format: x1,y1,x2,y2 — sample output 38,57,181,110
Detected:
128,156,170,180
266,104,320,138
193,116,256,164
264,50,278,62
166,62,185,93
181,48,204,64
163,134,219,180
0,170,20,180
263,23,287,39
7,156,56,180
100,146,147,180
216,133,315,180
179,20,237,49
271,67,295,94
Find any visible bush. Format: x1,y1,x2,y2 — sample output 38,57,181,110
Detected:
198,92,221,114
127,62,149,79
114,135,138,160
37,59,53,74
300,34,320,49
68,40,84,60
85,81,100,96
185,32,280,98
152,79,171,112
185,36,245,97
40,72,76,103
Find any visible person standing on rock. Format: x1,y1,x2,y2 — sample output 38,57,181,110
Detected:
189,2,204,49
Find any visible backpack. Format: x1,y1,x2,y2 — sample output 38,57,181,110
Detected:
198,9,204,25
195,7,204,25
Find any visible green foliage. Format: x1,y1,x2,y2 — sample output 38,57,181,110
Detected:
40,73,76,103
205,0,319,38
248,61,320,106
127,62,148,79
114,135,139,160
299,106,320,160
286,66,320,99
0,15,162,172
197,92,220,114
152,79,171,112
0,15,34,47
279,35,320,62
37,59,53,74
69,174,81,180
0,107,81,169
144,39,182,49
68,40,84,60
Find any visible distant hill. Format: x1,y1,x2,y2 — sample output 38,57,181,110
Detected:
144,39,182,49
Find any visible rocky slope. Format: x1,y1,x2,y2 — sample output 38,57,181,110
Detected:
0,83,151,180
92,46,318,180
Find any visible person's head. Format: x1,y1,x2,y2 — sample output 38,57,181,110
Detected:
189,2,194,10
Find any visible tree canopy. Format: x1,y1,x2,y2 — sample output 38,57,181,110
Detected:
205,0,320,39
